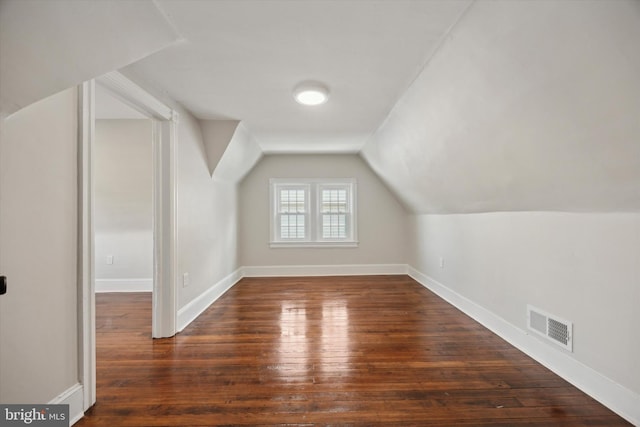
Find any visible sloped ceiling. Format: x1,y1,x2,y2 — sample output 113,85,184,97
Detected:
95,84,149,120
3,0,639,213
211,123,263,184
123,0,471,153
361,0,640,213
0,0,179,117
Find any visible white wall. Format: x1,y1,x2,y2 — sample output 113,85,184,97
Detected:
0,88,78,403
94,119,153,290
409,212,640,408
239,154,408,268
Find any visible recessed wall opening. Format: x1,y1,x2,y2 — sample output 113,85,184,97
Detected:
94,84,153,295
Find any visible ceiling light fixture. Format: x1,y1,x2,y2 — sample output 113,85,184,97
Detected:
293,81,329,106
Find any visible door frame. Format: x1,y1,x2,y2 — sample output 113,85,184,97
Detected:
77,72,179,410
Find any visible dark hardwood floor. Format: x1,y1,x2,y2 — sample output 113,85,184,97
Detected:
76,275,630,426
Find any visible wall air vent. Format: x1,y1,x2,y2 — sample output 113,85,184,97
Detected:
527,305,573,352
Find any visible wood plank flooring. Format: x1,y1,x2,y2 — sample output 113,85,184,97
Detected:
76,275,630,426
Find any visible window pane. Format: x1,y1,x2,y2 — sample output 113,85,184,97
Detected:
321,189,347,213
322,214,347,239
280,214,305,239
280,189,305,213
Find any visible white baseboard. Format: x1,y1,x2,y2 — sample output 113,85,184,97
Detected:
95,278,152,293
177,265,406,331
177,268,243,332
49,383,84,426
407,266,640,426
241,264,407,277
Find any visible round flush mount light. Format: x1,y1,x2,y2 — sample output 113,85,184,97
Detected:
293,81,330,106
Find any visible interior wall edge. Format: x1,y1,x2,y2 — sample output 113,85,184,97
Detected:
177,268,244,332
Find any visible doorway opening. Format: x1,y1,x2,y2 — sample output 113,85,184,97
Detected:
78,72,178,411
94,84,153,294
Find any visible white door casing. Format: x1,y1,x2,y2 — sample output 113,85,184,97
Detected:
78,72,178,411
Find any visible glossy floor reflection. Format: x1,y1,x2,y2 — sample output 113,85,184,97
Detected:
76,275,630,426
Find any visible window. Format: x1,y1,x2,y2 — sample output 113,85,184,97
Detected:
319,185,349,240
275,184,309,241
270,179,357,247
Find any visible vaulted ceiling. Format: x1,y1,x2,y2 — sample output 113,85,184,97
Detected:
0,0,179,116
362,0,640,213
122,0,471,153
2,0,639,214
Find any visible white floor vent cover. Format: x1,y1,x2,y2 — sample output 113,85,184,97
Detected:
527,305,573,352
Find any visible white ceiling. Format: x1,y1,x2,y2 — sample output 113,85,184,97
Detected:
123,0,471,153
3,0,638,214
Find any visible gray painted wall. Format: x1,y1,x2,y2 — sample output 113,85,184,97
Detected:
94,119,153,286
239,154,408,267
0,88,78,403
409,213,640,395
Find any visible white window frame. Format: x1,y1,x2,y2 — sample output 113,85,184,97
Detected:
270,178,357,248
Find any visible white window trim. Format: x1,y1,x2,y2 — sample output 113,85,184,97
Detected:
270,178,358,248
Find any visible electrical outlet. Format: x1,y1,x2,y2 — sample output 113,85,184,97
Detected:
106,255,114,265
183,273,190,287
439,257,445,268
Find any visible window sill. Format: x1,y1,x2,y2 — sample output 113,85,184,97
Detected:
269,241,359,249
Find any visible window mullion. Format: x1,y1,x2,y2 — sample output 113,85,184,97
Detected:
310,183,317,242
304,184,311,242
